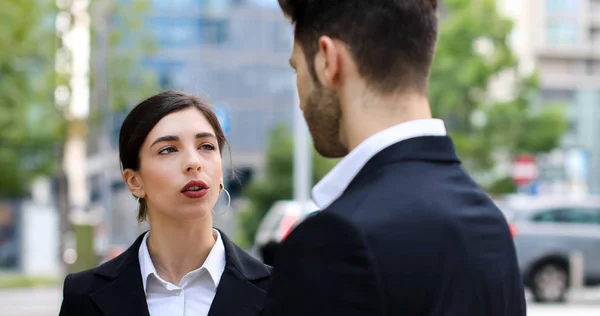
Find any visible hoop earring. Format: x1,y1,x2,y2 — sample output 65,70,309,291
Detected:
212,189,231,216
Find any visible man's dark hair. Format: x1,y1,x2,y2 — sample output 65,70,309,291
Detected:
279,0,438,94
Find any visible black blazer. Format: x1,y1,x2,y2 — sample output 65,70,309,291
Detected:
266,136,526,316
59,229,271,316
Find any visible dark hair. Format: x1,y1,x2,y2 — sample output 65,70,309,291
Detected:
119,90,230,222
279,0,438,94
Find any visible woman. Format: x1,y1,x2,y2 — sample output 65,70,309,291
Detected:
59,91,272,316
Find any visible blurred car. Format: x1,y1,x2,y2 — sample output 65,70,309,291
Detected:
502,196,600,303
252,200,319,265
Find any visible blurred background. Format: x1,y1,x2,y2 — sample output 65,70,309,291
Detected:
0,0,599,315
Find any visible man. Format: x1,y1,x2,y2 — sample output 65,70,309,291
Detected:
265,0,526,315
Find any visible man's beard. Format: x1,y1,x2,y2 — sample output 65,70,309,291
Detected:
302,84,348,158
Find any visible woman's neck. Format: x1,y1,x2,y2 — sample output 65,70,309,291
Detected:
146,216,216,285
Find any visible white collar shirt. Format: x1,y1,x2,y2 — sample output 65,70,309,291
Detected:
138,229,226,316
312,118,447,210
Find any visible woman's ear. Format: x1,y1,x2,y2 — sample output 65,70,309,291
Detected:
123,169,145,198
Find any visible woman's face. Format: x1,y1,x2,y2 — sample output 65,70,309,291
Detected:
125,107,223,221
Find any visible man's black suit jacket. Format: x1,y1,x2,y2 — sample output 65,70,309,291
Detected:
267,136,526,316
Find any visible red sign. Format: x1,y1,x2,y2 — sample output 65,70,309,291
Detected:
511,154,538,186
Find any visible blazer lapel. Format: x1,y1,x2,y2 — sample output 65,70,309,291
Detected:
89,233,150,316
207,231,270,316
207,267,268,316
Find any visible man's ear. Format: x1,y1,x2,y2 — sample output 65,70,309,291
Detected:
314,35,341,89
123,169,145,198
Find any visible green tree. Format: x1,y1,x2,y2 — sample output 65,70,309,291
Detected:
108,0,158,111
430,0,567,192
71,0,158,272
0,1,65,197
237,125,338,247
89,0,158,123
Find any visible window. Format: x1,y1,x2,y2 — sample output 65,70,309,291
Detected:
568,119,578,134
247,0,279,8
591,28,600,49
591,0,600,12
145,17,229,47
585,59,595,75
198,18,229,44
545,0,579,13
142,59,185,89
151,0,200,12
532,210,559,222
546,21,579,46
531,208,600,225
558,208,600,224
540,89,575,102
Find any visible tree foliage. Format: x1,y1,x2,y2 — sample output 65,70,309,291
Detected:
430,0,566,191
0,0,159,198
0,0,65,197
108,0,159,111
89,0,159,126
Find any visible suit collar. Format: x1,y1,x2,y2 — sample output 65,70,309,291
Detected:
90,232,149,316
348,136,460,190
209,230,271,316
219,229,270,281
93,231,146,279
138,229,227,292
89,230,270,316
312,119,449,210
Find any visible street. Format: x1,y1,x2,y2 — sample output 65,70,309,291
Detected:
0,287,61,316
529,304,600,316
1,286,599,316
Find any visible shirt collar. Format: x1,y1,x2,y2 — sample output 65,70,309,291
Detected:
138,229,226,293
312,118,447,210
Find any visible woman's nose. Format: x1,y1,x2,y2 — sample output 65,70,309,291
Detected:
183,152,202,173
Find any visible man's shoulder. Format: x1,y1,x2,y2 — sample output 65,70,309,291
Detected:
284,210,368,252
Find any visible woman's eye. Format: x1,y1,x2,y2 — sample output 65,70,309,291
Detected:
158,147,176,155
200,144,215,151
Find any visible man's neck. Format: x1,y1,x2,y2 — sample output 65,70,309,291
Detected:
340,91,432,151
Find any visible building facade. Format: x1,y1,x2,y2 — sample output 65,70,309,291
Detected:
500,0,600,194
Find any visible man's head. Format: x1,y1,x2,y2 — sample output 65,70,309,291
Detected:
282,0,439,158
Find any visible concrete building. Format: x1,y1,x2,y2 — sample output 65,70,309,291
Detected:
499,0,600,194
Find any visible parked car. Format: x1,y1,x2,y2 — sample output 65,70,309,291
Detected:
252,200,319,265
502,196,600,303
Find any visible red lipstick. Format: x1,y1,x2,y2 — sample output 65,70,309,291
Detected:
181,180,209,199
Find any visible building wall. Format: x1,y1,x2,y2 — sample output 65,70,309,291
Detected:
138,1,296,173
501,0,600,193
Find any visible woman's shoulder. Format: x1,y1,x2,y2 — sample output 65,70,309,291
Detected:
63,237,141,294
61,266,99,297
62,250,127,295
